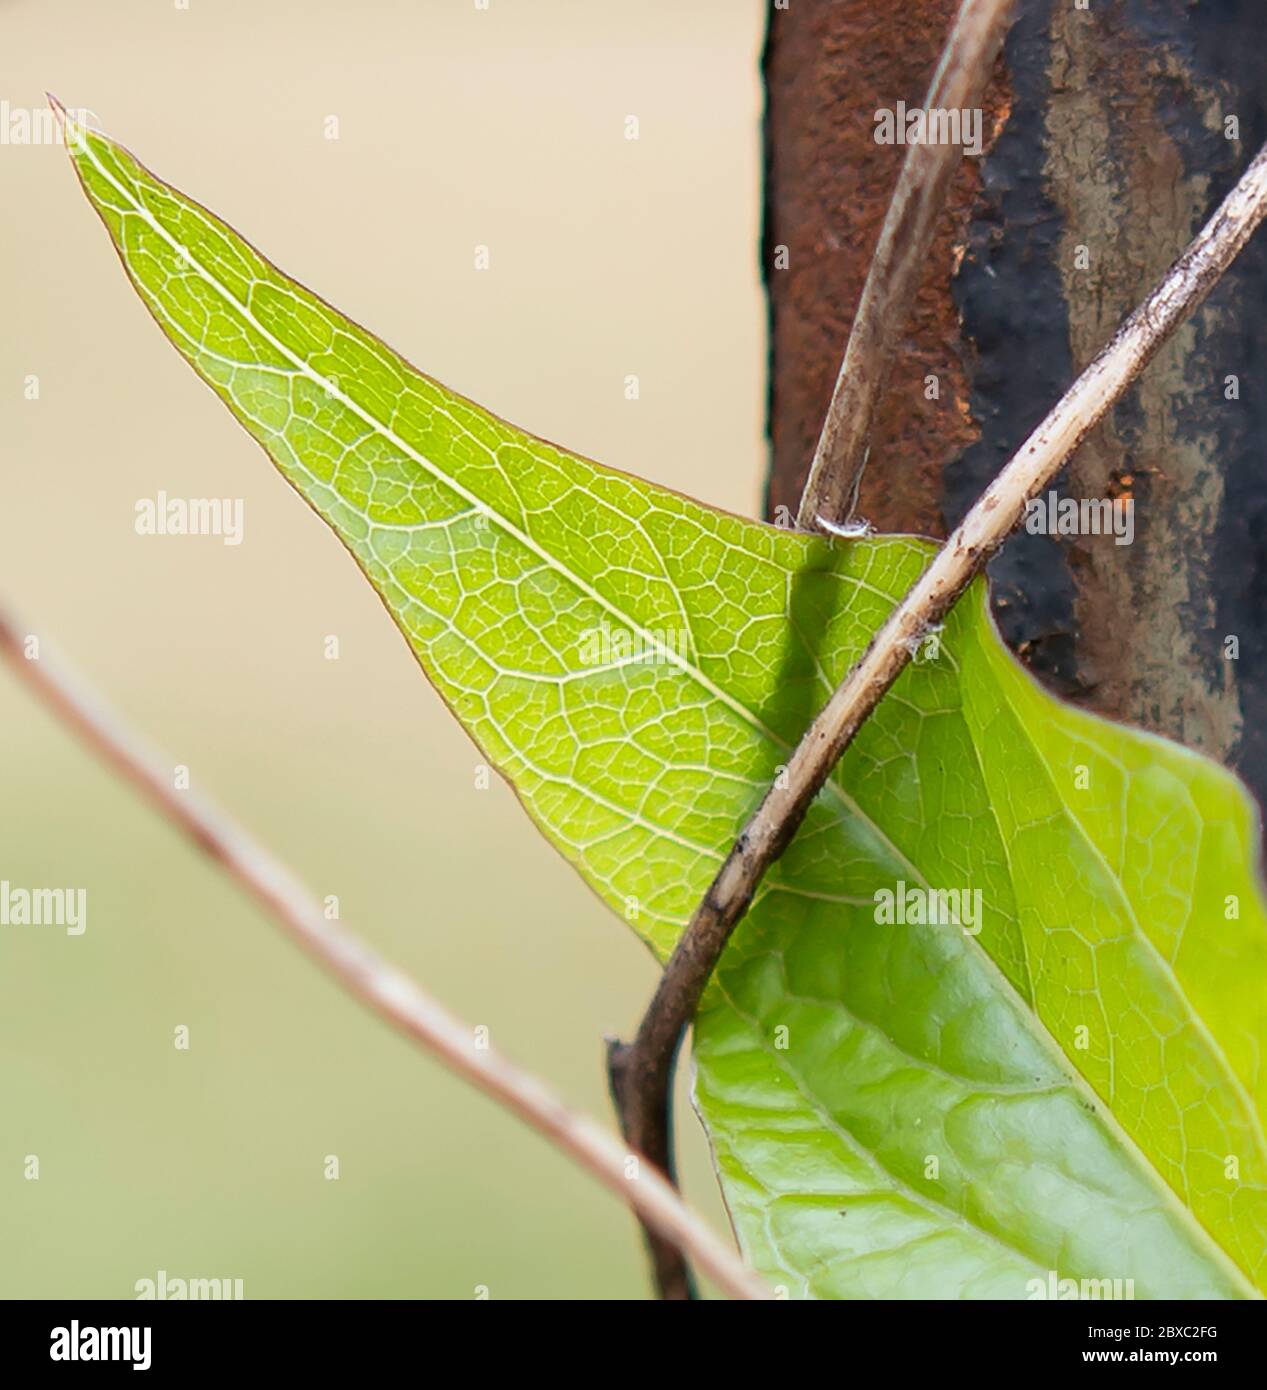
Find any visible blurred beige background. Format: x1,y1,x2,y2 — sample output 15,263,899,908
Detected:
0,0,766,1297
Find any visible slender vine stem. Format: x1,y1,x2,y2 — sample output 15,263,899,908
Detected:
610,0,1016,1300
796,0,1014,531
0,605,771,1302
611,130,1267,1299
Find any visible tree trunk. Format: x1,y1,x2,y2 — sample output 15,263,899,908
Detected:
764,0,1267,813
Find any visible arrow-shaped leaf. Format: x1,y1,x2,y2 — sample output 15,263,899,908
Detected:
64,113,1267,1298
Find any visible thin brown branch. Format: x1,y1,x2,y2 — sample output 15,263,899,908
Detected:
796,0,1015,532
605,1031,695,1299
611,0,1015,1300
612,133,1267,1298
0,606,771,1303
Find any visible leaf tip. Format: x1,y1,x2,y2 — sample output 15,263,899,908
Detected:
47,95,95,159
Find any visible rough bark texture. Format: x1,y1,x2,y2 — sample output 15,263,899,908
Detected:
764,0,1267,811
763,0,1002,534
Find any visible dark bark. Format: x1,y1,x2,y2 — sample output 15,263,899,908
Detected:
764,0,1267,810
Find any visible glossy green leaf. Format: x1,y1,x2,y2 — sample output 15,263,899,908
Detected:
64,114,1267,1299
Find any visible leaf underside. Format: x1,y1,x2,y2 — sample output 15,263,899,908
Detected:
65,116,1267,1299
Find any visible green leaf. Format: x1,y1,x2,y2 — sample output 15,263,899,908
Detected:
64,114,1267,1299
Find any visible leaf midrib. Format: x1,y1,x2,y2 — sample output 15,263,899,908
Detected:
82,127,929,901
712,973,1058,1287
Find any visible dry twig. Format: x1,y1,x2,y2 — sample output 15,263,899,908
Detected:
0,607,772,1302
